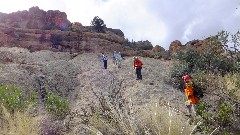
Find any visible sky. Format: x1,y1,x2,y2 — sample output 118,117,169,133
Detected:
0,0,240,49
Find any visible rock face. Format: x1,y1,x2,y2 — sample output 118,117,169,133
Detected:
0,6,70,30
0,7,124,53
168,40,183,57
168,38,224,58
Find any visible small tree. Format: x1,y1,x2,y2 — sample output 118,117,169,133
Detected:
90,16,106,33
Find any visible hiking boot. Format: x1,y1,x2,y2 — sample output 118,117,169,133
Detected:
136,78,140,80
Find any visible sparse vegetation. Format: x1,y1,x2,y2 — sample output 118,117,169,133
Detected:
169,31,240,134
0,84,70,134
78,79,194,134
0,105,39,135
45,90,70,119
0,85,39,135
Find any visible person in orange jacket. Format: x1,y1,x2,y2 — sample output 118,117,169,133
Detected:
182,75,200,117
133,56,142,80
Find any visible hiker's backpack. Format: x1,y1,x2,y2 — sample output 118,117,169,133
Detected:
193,84,204,98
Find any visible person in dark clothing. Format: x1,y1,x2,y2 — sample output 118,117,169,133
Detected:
133,56,143,80
102,53,108,69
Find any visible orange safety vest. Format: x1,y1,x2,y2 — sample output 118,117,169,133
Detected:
185,86,200,104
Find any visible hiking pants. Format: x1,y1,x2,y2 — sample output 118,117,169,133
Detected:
136,67,142,79
185,101,198,116
104,60,107,69
116,60,121,68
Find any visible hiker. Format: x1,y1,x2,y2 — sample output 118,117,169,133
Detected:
102,53,108,69
115,52,122,68
112,51,117,65
182,75,200,117
133,56,142,80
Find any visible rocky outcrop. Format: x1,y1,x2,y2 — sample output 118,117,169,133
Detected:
106,28,124,37
168,40,184,56
152,45,165,53
0,27,124,53
0,6,70,30
168,38,224,58
0,7,125,53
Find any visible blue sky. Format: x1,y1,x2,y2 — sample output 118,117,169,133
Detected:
0,0,240,49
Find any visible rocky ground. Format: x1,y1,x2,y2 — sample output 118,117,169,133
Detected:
0,47,190,134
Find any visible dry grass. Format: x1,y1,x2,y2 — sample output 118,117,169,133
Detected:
224,73,240,101
85,98,195,135
0,105,40,135
135,102,194,135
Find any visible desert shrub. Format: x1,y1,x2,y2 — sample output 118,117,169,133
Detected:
223,73,240,99
216,103,233,126
195,101,237,134
141,50,151,57
173,36,236,75
80,79,194,134
0,85,25,113
169,63,189,89
174,47,200,70
0,85,38,114
0,105,39,135
195,101,215,133
136,103,194,135
45,91,70,119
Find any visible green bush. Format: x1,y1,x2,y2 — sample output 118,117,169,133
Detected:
0,85,25,113
216,103,233,126
169,63,189,89
0,85,38,114
45,91,70,119
173,36,235,75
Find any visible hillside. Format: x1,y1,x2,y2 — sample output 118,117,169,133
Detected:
0,47,196,134
0,6,239,135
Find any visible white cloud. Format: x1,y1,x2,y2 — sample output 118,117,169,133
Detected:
0,0,240,49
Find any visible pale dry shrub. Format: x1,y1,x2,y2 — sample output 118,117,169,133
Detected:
81,78,195,135
85,100,195,135
223,73,240,102
0,105,40,135
135,102,194,135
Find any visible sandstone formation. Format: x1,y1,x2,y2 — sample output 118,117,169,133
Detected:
0,7,124,53
168,38,224,58
168,40,183,57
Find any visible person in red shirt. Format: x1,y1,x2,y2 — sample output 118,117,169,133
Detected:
133,56,143,80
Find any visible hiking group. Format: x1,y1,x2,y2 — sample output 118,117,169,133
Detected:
101,52,203,117
101,51,142,80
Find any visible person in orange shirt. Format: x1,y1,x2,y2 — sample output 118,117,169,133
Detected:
133,56,143,80
182,75,200,117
